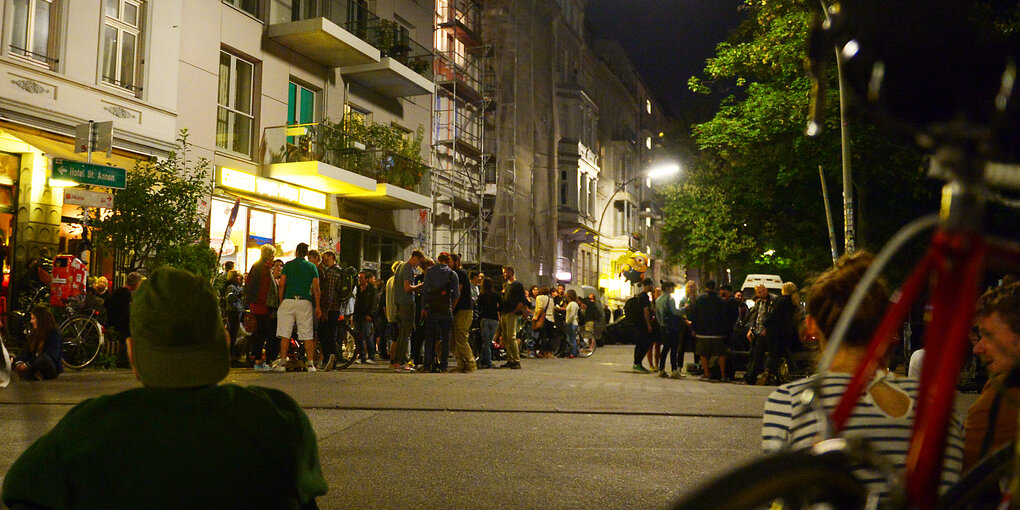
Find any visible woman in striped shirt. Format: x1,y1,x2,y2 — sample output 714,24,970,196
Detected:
761,252,963,501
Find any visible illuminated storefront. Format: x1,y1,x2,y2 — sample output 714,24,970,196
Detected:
210,167,368,271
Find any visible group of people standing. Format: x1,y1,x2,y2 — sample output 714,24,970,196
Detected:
623,276,802,386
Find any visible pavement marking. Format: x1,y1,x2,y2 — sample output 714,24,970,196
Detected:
300,405,764,419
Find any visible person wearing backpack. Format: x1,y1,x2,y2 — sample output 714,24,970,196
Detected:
629,278,658,373
421,252,460,373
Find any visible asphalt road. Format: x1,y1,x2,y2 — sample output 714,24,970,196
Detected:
0,345,978,509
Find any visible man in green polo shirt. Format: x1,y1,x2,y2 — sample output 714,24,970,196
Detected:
1,267,327,509
273,242,322,372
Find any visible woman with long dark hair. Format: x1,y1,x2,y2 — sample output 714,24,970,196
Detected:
476,277,500,368
12,305,63,380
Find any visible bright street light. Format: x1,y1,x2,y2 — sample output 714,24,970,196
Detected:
645,163,680,180
595,162,682,294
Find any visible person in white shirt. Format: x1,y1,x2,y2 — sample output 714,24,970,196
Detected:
564,289,580,358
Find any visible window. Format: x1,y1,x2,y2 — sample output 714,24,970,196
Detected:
223,0,258,18
102,0,143,92
288,81,315,125
10,0,59,67
217,51,255,156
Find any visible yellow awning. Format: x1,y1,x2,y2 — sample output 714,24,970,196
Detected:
0,122,147,172
221,191,370,231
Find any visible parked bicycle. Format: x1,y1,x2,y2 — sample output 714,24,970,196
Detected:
676,1,1020,508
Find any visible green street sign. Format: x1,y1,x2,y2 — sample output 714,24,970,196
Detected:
52,160,126,189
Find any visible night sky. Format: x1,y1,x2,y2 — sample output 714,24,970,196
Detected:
586,0,747,119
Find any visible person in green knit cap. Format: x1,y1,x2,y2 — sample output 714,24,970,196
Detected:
2,267,328,510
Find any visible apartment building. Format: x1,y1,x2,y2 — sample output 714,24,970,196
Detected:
0,0,183,282
0,0,436,285
480,0,673,299
184,0,435,276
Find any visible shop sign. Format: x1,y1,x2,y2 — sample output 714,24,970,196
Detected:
52,160,126,189
218,168,326,210
63,188,114,209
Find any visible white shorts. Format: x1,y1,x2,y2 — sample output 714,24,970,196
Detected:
277,298,314,341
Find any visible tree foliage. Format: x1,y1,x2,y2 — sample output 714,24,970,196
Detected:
661,182,753,270
92,130,213,274
667,0,944,285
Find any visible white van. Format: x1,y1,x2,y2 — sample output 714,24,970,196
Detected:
739,274,784,296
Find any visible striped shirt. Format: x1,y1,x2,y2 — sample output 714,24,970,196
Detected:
763,372,964,500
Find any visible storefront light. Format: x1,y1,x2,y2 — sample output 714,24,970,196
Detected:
219,167,326,210
48,178,78,187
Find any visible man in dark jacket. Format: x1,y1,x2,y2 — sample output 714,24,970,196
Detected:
421,252,459,372
742,284,776,384
689,280,731,382
353,270,378,364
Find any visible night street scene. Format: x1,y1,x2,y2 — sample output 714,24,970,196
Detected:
0,0,1019,508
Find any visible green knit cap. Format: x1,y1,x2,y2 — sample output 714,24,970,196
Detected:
129,267,229,388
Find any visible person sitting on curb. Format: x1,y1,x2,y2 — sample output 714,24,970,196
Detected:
1,267,328,510
11,306,62,381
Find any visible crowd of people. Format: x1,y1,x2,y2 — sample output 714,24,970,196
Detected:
221,245,607,373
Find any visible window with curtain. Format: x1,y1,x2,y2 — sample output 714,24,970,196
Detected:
10,0,59,68
216,51,256,155
101,0,143,93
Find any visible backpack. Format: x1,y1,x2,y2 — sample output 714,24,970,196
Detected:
625,294,644,325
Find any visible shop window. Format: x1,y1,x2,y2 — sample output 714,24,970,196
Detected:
217,51,256,156
10,0,59,69
246,208,275,268
101,0,144,94
209,198,249,270
275,213,311,260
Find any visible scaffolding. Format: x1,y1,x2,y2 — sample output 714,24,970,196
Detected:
431,0,493,266
478,0,518,267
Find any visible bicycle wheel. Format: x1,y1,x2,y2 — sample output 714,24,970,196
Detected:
940,441,1014,510
673,450,866,510
61,316,104,370
334,325,358,370
577,328,596,358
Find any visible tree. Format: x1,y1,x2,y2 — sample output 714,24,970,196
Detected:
91,130,215,275
674,0,941,285
660,182,753,273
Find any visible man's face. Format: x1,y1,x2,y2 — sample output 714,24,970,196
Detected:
755,285,768,299
323,254,335,266
557,285,565,296
410,255,422,268
974,312,1020,377
735,291,744,301
502,268,512,280
367,274,376,284
309,254,320,264
358,273,367,286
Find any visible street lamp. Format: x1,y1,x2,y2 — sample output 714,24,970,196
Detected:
594,163,680,293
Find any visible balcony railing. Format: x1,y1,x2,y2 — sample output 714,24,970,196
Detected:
293,1,434,80
361,23,434,80
264,122,429,193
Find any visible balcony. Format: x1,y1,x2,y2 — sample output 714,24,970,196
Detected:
263,123,431,209
267,0,380,67
342,26,434,98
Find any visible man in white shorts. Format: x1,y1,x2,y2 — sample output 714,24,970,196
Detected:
272,242,322,372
